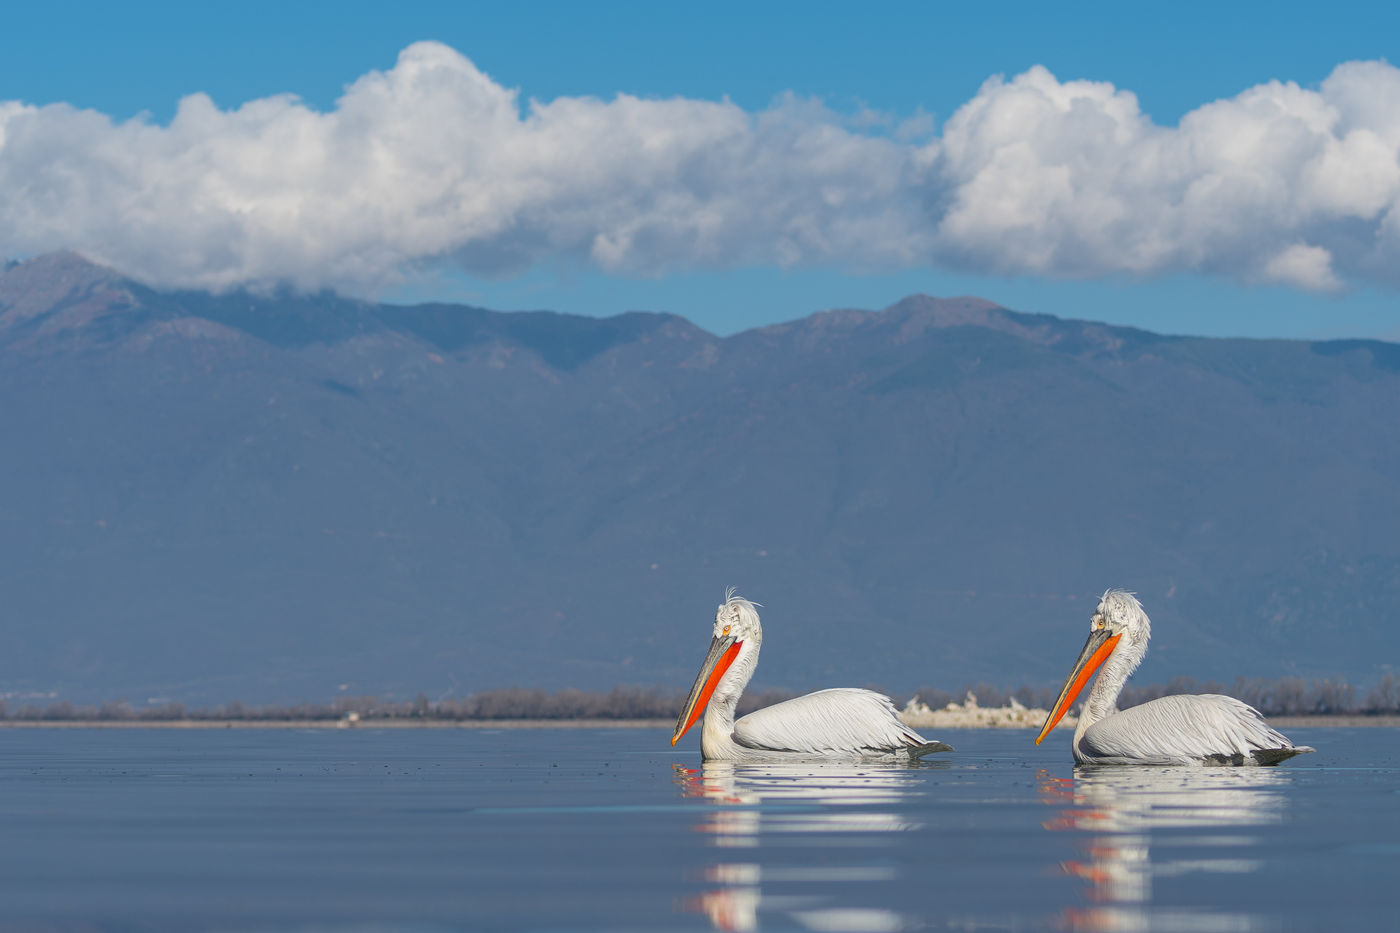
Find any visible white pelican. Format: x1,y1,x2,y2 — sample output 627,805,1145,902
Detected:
1035,589,1315,766
671,591,952,761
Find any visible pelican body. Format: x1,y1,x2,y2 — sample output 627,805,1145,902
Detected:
1035,590,1314,766
671,592,952,761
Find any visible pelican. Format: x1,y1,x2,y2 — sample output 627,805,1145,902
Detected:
1035,589,1314,766
671,591,952,761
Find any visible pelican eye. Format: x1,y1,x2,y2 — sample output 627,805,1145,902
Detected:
722,625,731,636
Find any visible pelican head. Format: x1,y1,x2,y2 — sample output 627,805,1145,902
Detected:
1034,589,1151,745
671,590,763,747
1095,589,1151,641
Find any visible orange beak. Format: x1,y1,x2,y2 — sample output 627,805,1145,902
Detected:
1034,629,1121,745
672,634,742,746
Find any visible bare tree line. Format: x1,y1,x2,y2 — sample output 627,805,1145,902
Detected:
3,674,1398,722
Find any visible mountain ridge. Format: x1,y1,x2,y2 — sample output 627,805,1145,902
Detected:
1,252,1397,705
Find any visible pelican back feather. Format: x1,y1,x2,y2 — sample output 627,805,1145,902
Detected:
732,688,939,758
1078,694,1315,766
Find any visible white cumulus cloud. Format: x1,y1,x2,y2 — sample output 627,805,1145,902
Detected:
1,42,1398,295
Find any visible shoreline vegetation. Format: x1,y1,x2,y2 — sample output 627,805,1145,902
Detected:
3,674,1398,729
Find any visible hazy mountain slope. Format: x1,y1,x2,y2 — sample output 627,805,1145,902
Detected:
2,253,1397,704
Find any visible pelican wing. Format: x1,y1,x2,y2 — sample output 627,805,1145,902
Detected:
732,688,929,756
1082,694,1314,765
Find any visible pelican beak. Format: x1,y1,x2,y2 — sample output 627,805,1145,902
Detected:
1034,628,1122,745
671,633,742,746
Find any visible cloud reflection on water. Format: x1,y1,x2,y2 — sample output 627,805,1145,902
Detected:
1040,766,1293,933
675,760,930,932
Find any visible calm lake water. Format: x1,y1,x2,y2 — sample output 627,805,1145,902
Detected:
0,726,1395,931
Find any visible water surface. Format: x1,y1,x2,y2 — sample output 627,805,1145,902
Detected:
0,726,1394,931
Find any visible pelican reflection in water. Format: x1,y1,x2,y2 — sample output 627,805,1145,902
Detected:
676,760,930,932
1036,590,1314,765
672,591,952,762
1040,765,1293,931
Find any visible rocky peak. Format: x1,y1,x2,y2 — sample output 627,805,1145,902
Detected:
0,251,135,333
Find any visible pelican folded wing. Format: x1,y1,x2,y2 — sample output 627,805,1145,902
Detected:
1080,694,1315,766
733,688,940,758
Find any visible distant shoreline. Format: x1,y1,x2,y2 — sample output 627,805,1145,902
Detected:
0,718,674,729
0,715,1394,730
1268,715,1400,728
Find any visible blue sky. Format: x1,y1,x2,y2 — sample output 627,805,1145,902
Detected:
3,1,1398,339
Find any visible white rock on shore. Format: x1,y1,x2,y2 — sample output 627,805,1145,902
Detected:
897,691,1074,730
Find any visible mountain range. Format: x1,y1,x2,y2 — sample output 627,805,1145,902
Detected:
2,252,1397,706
